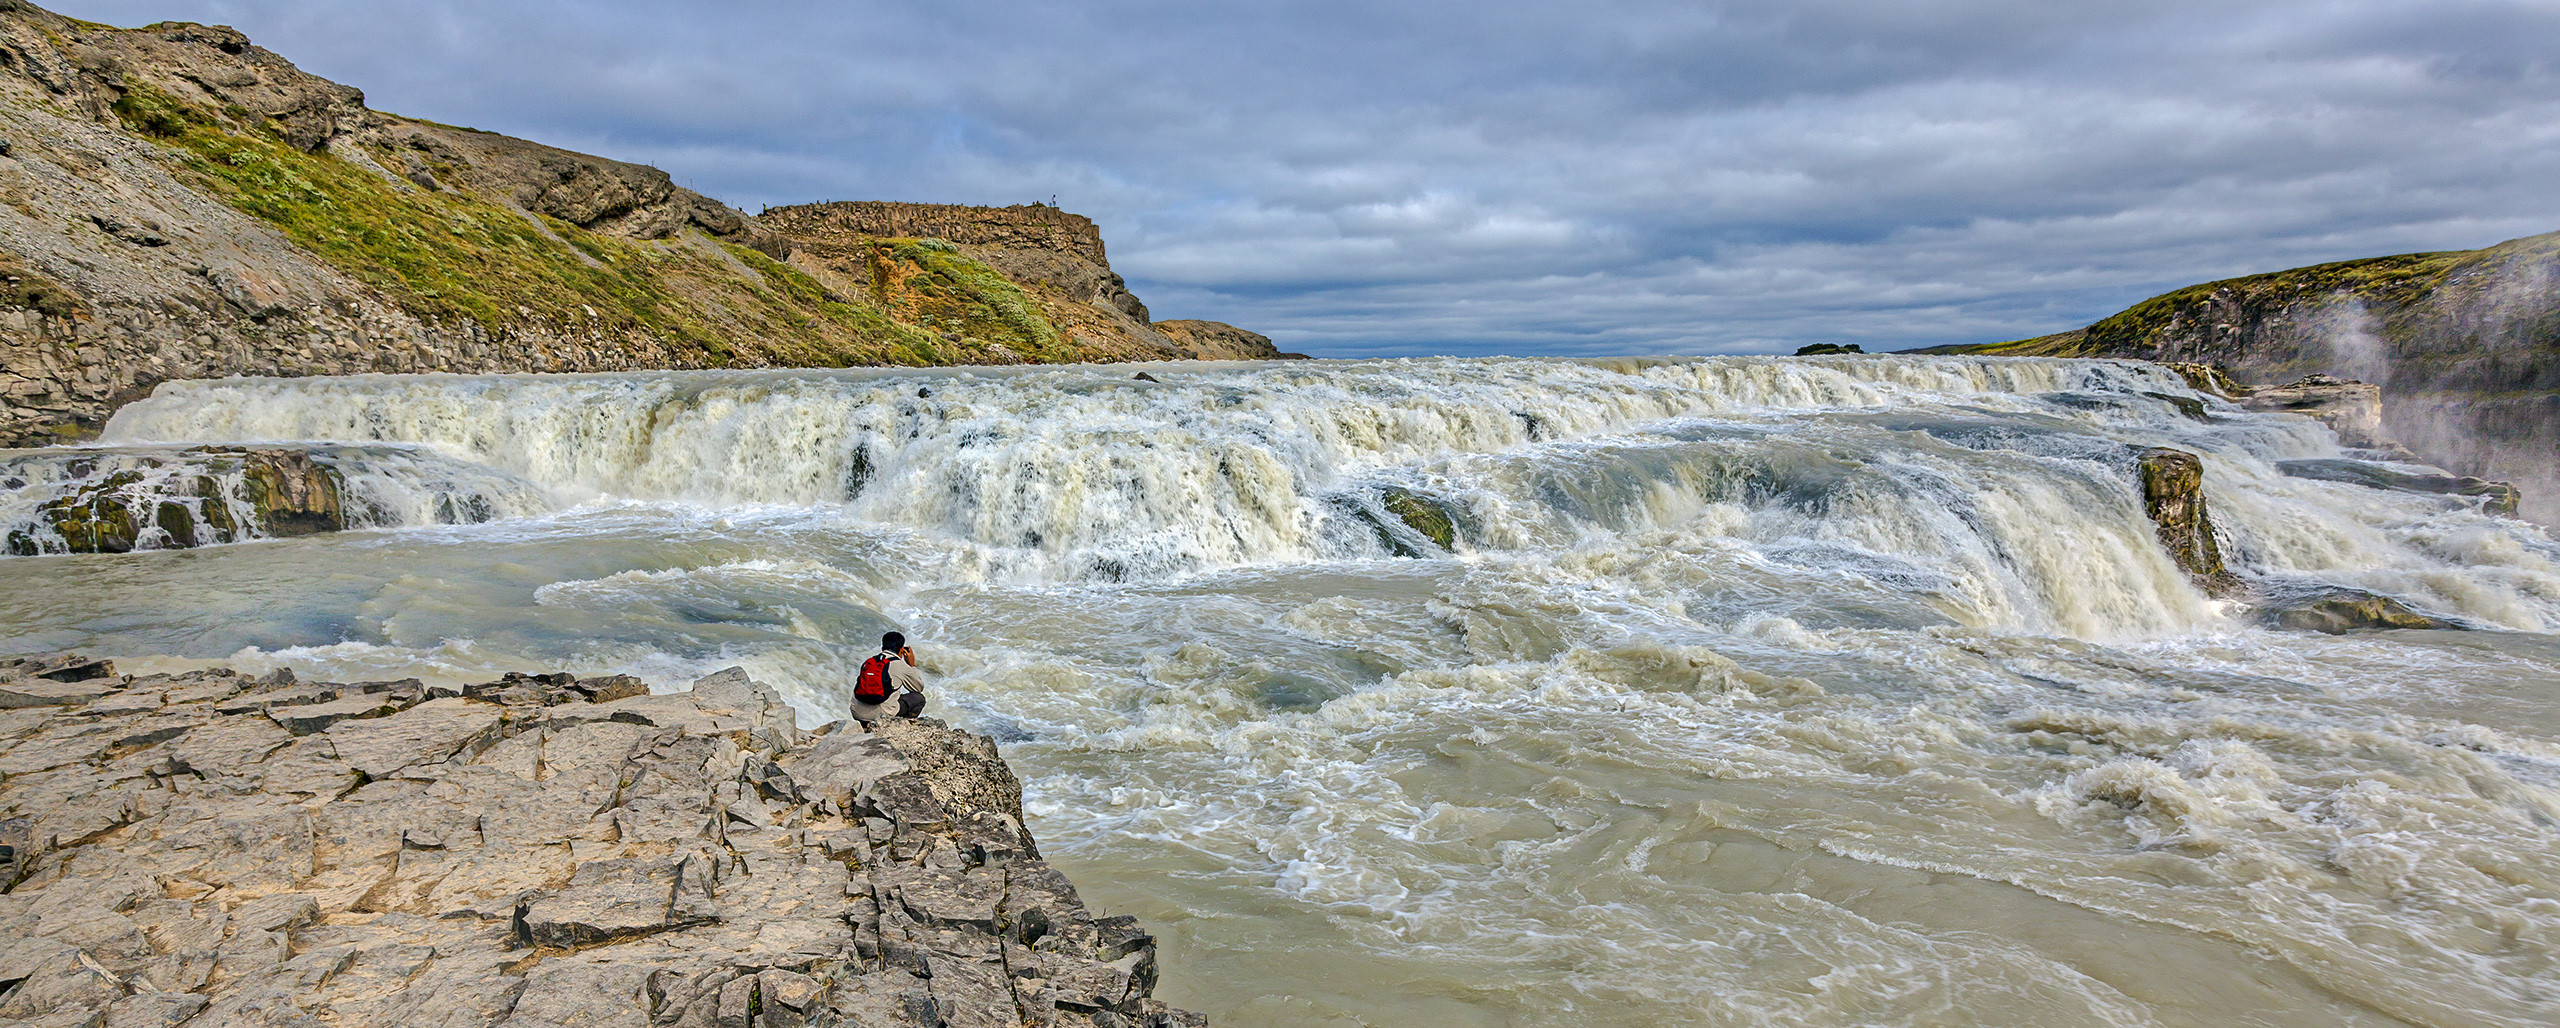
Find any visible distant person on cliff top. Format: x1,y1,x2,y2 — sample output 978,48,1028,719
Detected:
852,631,926,727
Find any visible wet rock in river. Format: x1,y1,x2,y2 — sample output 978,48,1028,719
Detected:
2276,458,2521,517
1380,486,1458,551
2158,361,2246,399
2135,447,2242,596
1331,485,1465,557
3,446,347,554
219,446,348,536
2234,374,2386,448
2265,588,2459,633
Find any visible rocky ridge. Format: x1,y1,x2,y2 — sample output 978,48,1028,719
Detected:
0,652,1201,1028
0,0,1276,448
759,203,1285,365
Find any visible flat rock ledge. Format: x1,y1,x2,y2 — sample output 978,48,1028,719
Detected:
0,654,1204,1028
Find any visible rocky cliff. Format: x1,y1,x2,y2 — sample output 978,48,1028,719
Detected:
1921,230,2560,520
760,203,1285,365
0,652,1203,1028
0,1,1275,448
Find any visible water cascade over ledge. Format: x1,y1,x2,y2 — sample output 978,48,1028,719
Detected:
5,355,2557,1027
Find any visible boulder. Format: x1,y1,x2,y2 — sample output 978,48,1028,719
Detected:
2134,448,2242,596
0,654,116,682
2266,588,2458,633
1338,486,1463,557
572,675,649,703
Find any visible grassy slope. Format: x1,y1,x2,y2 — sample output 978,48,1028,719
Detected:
862,238,1075,362
108,82,1065,368
1919,230,2560,358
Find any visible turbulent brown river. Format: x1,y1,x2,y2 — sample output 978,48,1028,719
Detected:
4,356,2556,1026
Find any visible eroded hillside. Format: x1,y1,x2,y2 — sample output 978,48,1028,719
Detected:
0,1,1274,446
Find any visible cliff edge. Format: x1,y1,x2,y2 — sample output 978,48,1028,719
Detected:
0,1,1276,448
1918,229,2560,520
0,652,1204,1028
760,202,1283,364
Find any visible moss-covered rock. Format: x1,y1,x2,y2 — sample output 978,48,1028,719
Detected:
2266,589,2457,633
29,471,148,553
2160,362,2246,399
4,448,346,554
1350,486,1462,558
2140,392,2214,421
1381,488,1457,551
220,447,346,536
2135,447,2242,596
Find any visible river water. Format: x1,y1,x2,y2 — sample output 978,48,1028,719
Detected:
3,356,2556,1026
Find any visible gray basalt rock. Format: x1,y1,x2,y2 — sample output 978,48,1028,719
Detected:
2276,457,2522,516
0,652,1202,1028
2236,375,2387,448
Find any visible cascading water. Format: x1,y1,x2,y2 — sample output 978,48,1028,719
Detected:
0,443,554,555
8,355,2557,1026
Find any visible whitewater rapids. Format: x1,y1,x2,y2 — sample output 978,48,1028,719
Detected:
4,355,2556,1026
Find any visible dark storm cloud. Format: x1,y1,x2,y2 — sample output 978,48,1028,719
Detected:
58,0,2560,355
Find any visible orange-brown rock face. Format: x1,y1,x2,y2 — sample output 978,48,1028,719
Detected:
763,201,1281,363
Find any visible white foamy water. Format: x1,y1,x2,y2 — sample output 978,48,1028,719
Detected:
7,355,2557,1026
0,444,552,555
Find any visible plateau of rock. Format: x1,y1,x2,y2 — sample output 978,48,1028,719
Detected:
0,652,1202,1028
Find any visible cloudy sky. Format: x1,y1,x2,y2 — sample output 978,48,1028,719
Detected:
60,0,2560,357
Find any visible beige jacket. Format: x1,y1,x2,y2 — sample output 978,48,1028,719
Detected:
849,651,924,722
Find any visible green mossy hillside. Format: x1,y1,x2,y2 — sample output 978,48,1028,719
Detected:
2074,248,2476,353
864,237,1071,361
1928,229,2560,360
105,83,1005,367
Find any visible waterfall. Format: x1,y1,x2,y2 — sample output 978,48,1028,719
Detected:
49,355,2552,632
13,354,2560,1028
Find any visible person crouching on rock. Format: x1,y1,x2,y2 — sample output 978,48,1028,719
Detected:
852,631,927,727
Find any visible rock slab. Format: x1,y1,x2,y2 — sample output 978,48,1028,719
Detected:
0,656,1206,1027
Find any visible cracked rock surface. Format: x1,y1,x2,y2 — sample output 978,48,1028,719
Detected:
0,653,1203,1028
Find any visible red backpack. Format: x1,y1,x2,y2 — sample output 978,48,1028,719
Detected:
855,653,894,704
